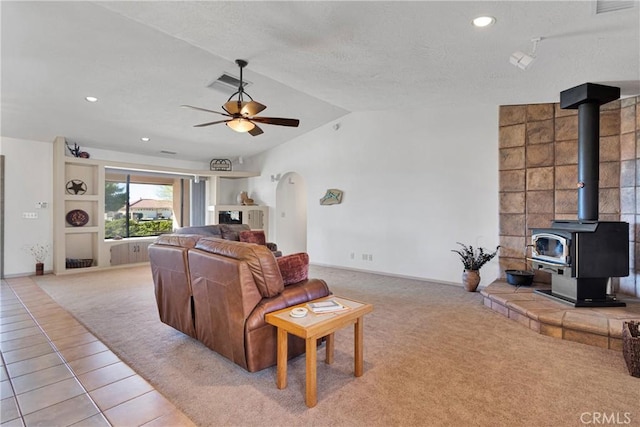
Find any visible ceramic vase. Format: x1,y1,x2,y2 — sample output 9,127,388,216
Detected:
35,262,44,276
462,269,480,292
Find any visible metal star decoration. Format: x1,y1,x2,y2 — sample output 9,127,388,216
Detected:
66,179,87,195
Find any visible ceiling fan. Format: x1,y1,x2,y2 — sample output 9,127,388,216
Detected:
182,59,300,136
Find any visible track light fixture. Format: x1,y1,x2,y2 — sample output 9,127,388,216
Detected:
510,37,542,70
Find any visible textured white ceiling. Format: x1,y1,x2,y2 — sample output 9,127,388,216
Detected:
1,1,638,163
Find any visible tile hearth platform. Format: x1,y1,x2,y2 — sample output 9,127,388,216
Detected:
481,281,640,351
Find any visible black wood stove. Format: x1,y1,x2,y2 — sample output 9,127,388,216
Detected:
529,83,629,307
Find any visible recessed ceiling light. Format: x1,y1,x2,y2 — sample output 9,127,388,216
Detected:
140,137,150,142
472,16,496,27
85,96,98,103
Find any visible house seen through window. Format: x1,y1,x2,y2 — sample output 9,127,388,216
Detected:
105,176,175,239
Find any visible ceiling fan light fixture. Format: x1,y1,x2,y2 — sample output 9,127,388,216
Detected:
227,118,255,133
184,59,298,136
223,100,244,115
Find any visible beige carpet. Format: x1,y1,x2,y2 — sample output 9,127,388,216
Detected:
34,266,639,427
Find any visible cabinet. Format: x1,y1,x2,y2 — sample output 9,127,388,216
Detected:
246,209,265,230
110,241,152,266
53,137,104,274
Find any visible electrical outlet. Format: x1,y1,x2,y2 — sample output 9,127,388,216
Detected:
22,212,38,219
350,252,355,260
368,254,373,261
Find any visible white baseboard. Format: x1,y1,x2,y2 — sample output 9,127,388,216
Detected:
309,262,464,289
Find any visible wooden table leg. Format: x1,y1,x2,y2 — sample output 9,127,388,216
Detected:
325,333,335,364
354,317,364,377
305,337,317,407
276,327,288,389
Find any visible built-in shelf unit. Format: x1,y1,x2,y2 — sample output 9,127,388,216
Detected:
52,137,260,275
53,138,104,274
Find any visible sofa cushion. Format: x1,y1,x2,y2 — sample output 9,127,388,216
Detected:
277,253,309,286
239,230,266,246
153,234,201,248
220,224,251,241
175,225,222,238
195,237,284,298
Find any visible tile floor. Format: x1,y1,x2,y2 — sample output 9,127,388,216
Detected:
0,277,196,427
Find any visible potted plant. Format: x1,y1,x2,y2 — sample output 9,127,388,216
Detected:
451,242,500,291
24,243,49,276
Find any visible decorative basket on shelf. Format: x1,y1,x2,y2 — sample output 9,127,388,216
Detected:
65,258,94,269
622,320,640,378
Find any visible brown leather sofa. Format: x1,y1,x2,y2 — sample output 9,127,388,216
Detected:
148,234,201,339
148,235,330,372
175,224,282,256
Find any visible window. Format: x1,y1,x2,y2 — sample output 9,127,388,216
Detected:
104,173,176,239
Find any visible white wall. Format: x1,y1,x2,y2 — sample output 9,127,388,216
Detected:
216,177,248,206
1,105,499,284
0,138,211,276
244,105,500,286
275,172,307,255
1,137,54,276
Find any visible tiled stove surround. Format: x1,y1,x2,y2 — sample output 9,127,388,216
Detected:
498,97,640,297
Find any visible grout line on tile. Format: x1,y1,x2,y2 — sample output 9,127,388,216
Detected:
1,280,107,426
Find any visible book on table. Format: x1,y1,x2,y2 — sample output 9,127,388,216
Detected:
307,299,348,313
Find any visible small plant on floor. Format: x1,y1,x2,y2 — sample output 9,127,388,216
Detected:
24,243,50,263
451,242,499,271
452,243,500,292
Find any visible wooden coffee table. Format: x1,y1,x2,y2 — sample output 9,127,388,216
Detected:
265,296,373,407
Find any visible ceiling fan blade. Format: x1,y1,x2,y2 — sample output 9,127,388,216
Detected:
250,116,300,127
194,119,230,127
248,124,264,136
181,105,230,117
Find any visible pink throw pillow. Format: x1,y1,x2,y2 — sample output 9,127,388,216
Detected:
277,253,309,286
239,230,266,246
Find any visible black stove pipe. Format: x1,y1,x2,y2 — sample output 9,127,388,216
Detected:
560,83,620,221
577,102,600,221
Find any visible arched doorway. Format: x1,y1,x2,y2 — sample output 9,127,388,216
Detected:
275,172,307,254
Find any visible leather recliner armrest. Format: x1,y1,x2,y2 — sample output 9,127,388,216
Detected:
245,278,331,332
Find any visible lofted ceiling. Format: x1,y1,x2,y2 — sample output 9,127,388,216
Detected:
1,1,638,163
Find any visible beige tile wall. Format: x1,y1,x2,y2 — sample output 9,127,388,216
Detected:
498,97,639,297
